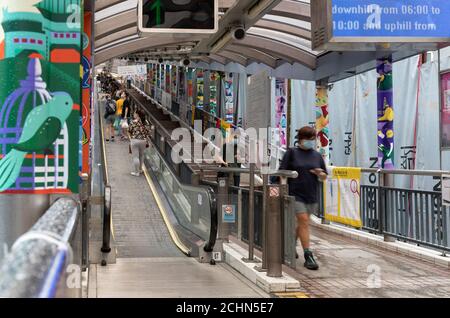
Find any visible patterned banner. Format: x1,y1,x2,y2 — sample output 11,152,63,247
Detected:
81,11,91,174
315,85,330,164
209,71,218,116
275,78,288,149
441,72,450,149
196,69,204,109
377,56,394,169
0,0,82,194
224,73,234,124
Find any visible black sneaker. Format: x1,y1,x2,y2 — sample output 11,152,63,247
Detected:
304,251,319,270
295,252,299,259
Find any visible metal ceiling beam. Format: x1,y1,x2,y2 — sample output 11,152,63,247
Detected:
193,0,284,54
225,45,278,68
95,0,124,12
95,26,137,48
209,54,228,65
233,34,316,69
255,19,310,41
95,9,136,39
95,35,204,64
270,0,311,22
216,51,248,66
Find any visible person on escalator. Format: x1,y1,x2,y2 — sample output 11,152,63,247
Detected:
128,109,151,177
121,92,132,140
104,94,116,142
273,126,327,270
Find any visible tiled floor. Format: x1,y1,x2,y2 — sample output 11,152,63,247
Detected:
291,227,450,298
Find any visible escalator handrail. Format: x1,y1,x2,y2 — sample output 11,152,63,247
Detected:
96,89,112,255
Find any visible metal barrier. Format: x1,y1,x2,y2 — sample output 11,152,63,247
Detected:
0,198,83,298
318,168,450,254
200,166,298,277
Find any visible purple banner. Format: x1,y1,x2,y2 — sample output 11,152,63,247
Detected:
377,56,394,169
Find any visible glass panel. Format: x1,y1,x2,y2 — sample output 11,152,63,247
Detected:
145,145,212,241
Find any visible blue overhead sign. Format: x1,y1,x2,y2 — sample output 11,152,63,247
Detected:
331,0,450,39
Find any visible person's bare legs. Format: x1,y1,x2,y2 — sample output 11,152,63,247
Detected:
296,212,318,270
296,213,310,249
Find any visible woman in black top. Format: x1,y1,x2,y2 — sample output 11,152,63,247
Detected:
278,126,327,270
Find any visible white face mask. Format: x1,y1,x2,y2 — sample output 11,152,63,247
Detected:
302,139,316,150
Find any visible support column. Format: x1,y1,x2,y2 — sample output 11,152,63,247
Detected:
0,0,83,254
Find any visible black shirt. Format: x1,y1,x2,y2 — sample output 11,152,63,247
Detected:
278,147,327,204
122,99,131,118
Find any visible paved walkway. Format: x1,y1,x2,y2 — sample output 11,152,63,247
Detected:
291,226,450,298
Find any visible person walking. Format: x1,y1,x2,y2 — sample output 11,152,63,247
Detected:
276,126,327,270
103,94,116,142
128,109,150,177
121,92,132,140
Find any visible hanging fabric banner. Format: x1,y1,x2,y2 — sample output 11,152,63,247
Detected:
441,71,450,149
82,11,92,175
377,56,395,169
323,167,362,228
315,85,330,164
196,69,204,109
224,73,234,124
209,71,218,116
0,0,82,194
275,78,288,149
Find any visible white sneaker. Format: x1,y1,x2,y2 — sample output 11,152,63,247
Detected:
131,172,140,177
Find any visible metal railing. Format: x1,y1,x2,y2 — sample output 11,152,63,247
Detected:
199,166,298,277
318,167,450,254
0,198,83,298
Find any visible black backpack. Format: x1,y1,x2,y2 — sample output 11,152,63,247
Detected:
104,100,116,117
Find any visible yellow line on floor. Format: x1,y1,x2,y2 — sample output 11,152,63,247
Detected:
273,292,310,298
143,166,191,255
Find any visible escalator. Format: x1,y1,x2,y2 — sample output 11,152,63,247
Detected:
93,88,268,298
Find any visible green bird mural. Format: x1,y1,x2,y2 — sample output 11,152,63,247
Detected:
0,92,74,192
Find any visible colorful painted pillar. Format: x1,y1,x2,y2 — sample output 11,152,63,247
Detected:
0,0,82,251
376,56,394,170
315,83,330,165
82,11,92,174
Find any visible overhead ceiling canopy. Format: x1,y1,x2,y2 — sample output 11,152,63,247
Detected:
93,0,433,82
94,0,320,68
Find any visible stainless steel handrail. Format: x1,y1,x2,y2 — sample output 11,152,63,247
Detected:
0,198,81,298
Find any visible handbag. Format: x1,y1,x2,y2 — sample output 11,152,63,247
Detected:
121,119,129,129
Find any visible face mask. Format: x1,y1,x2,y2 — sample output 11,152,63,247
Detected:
302,140,316,150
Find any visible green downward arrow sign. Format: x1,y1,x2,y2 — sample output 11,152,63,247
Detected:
150,0,162,26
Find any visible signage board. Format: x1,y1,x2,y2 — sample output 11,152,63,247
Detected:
138,0,218,34
118,65,148,77
312,0,450,50
222,205,236,223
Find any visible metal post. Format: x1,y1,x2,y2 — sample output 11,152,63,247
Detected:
244,163,256,262
237,189,242,240
381,171,396,242
266,183,283,278
261,174,269,270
